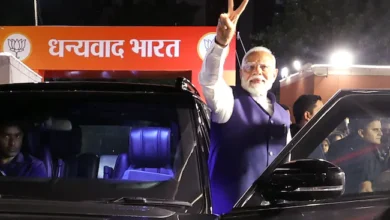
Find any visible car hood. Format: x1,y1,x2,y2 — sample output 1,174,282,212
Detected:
0,198,219,220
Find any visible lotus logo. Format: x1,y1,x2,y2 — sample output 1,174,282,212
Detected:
197,32,229,60
2,33,32,61
8,39,26,59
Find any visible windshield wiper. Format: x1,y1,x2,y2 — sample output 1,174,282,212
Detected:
0,194,192,208
104,197,192,208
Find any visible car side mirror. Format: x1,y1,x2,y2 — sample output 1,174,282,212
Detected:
262,159,345,202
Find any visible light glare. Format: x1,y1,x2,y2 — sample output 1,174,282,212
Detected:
293,60,301,71
281,67,289,78
330,50,353,67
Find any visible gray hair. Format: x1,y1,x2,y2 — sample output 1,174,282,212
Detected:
241,46,276,68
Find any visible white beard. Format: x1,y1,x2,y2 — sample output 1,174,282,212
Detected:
241,75,273,97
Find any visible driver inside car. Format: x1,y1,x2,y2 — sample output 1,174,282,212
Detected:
327,118,386,194
0,121,47,178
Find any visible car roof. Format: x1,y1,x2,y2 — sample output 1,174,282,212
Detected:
324,88,390,102
0,81,183,94
0,78,206,104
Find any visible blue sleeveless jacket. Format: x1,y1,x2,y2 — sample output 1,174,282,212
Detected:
208,86,290,214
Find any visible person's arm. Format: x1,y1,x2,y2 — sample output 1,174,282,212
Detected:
360,157,376,193
198,41,234,124
198,0,249,124
360,181,373,192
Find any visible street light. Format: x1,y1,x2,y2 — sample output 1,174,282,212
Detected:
330,50,353,67
293,60,301,71
281,67,289,78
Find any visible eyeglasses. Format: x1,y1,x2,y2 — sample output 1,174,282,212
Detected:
242,62,271,72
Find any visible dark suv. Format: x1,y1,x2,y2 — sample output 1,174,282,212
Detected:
2,79,390,220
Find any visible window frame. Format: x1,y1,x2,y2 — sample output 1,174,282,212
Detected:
192,100,213,213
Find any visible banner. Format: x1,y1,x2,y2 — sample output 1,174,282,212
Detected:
0,26,236,72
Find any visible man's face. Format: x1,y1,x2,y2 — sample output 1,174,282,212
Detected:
305,100,324,121
0,125,23,158
359,120,383,145
240,51,278,97
322,140,330,153
301,100,324,125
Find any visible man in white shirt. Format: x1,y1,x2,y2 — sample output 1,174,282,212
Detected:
198,0,291,214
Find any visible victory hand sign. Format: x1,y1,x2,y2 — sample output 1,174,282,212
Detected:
215,0,249,47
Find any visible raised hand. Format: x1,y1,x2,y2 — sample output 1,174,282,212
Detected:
216,0,249,47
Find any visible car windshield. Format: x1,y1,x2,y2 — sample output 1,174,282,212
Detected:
0,91,201,206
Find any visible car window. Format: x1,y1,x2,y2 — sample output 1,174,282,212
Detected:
290,94,390,196
305,117,388,195
0,91,203,208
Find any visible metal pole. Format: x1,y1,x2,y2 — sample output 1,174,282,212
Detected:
34,0,38,26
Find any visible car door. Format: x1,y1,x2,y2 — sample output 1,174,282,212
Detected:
221,90,390,220
222,195,390,220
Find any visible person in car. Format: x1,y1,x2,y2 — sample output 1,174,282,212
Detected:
327,118,387,194
290,94,325,159
290,94,323,137
328,131,345,144
198,0,291,214
328,119,350,144
322,138,330,154
0,121,47,177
